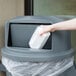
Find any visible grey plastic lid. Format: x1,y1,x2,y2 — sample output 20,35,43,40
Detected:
2,47,74,62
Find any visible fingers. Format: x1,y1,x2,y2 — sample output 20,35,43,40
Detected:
39,25,50,36
39,31,47,36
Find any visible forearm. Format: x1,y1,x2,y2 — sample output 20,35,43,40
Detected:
40,18,76,35
52,18,76,31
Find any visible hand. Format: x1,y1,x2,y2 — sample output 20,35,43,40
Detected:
39,25,55,35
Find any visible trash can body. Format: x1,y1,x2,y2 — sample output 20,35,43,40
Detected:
1,16,76,76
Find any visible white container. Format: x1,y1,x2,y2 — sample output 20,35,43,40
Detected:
29,26,51,49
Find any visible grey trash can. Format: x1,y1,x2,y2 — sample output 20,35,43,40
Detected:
1,16,76,76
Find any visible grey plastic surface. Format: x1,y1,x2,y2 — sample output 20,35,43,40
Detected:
2,16,74,62
0,63,6,72
59,65,76,76
2,47,73,62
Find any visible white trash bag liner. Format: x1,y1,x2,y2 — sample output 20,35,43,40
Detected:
2,57,73,76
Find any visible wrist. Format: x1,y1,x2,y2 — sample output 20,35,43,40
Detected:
49,25,56,32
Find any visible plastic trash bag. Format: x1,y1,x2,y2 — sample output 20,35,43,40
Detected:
2,57,73,76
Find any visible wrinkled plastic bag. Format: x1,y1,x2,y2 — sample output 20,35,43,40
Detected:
2,57,73,76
